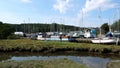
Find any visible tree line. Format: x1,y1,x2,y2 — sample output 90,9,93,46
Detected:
0,22,80,39
0,19,119,39
14,23,80,33
111,19,120,32
101,19,120,34
0,21,15,39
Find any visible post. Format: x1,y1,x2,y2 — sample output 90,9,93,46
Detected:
59,35,62,42
116,38,119,45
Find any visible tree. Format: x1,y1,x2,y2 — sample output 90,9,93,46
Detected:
111,19,120,32
0,21,3,24
101,23,109,34
0,22,15,39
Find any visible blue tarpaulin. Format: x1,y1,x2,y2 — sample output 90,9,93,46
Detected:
106,32,113,37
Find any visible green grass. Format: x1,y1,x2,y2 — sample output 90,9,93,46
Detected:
107,60,120,68
0,39,120,54
0,58,88,68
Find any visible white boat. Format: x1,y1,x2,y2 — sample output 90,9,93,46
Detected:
46,35,68,41
91,8,117,44
37,34,46,40
37,32,68,41
91,37,116,44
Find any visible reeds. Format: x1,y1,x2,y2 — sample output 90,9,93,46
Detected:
0,58,88,68
107,60,120,68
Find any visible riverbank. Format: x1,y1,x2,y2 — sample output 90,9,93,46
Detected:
0,39,120,54
0,58,88,68
107,60,120,68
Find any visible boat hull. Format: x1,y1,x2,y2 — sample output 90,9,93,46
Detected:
91,39,116,44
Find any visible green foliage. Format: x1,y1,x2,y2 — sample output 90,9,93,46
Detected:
0,22,15,39
7,34,21,39
13,23,80,33
0,21,81,39
0,21,3,24
111,19,120,32
101,23,109,34
107,60,120,68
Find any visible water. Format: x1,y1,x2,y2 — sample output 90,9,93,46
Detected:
0,52,120,68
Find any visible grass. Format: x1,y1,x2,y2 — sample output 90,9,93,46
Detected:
0,39,120,54
0,58,88,68
107,60,120,68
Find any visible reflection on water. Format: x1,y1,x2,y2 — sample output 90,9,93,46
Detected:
81,57,110,68
0,52,120,68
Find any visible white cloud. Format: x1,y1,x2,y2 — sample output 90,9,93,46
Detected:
53,0,71,14
78,0,117,17
20,0,32,3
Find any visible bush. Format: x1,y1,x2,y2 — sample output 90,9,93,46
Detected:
7,34,21,39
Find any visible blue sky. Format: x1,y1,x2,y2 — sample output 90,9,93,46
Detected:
0,0,120,27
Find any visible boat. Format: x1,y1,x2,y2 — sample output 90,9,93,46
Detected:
37,33,47,40
91,8,117,44
91,30,117,44
91,37,116,44
37,32,69,41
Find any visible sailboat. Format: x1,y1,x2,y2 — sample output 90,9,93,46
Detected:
91,8,117,44
91,37,116,44
91,25,117,44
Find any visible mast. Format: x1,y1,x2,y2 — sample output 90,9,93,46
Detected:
23,20,26,33
82,9,84,32
117,8,120,32
109,18,112,32
98,7,102,38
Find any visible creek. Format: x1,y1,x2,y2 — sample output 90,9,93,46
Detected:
0,52,120,68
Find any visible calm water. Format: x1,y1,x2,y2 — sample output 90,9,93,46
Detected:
0,52,120,68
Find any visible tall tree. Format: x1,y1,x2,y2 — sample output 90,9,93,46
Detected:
101,23,109,34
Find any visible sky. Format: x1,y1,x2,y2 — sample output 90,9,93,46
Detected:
0,0,120,27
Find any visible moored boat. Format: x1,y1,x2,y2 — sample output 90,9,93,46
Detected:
91,37,116,44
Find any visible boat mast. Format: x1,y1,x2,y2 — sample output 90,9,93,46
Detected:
98,7,102,38
82,9,84,32
117,8,120,32
80,9,84,32
109,18,112,32
23,20,26,33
